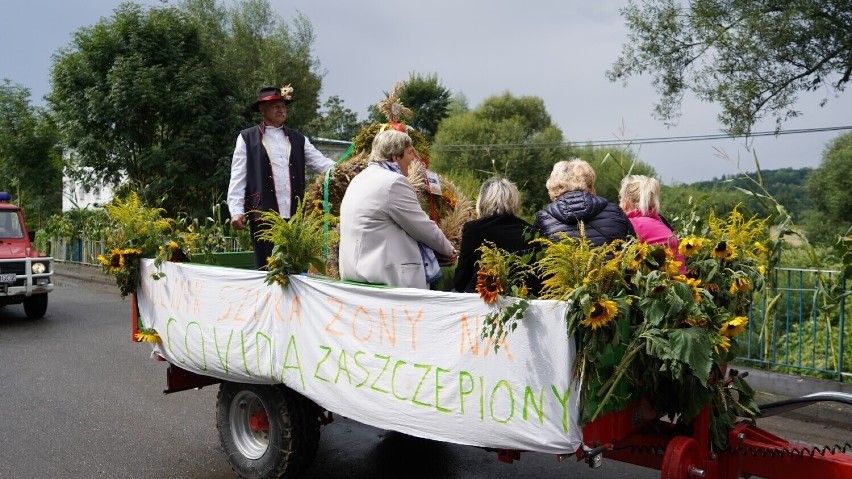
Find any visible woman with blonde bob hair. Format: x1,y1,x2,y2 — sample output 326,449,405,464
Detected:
534,158,633,245
619,174,685,272
453,177,540,293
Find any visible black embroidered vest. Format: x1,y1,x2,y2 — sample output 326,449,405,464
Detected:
239,125,307,219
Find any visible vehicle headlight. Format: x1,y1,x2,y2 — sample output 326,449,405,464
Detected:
32,262,46,274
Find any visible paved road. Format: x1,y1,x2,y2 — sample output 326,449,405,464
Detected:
0,272,847,478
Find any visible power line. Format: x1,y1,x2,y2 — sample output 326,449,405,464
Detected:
431,125,852,152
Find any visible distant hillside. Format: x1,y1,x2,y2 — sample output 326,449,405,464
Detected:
688,167,815,219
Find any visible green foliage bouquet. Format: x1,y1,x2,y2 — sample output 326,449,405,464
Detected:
479,209,768,449
97,192,174,297
255,200,338,287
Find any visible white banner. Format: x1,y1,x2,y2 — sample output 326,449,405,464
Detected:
137,260,582,454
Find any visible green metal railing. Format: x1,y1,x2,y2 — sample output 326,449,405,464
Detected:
739,268,849,381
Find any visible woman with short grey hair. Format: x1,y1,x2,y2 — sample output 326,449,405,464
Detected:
369,129,411,164
476,177,521,217
454,177,541,294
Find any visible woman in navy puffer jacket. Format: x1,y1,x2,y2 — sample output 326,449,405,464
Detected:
533,159,634,245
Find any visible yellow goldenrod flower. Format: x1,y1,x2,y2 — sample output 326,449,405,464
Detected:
754,241,768,254
581,300,618,330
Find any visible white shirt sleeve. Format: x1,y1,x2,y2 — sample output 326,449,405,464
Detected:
303,136,336,174
226,134,247,216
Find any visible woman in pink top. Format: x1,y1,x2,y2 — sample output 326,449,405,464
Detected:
619,175,686,274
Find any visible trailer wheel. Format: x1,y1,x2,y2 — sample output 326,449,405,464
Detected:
216,382,320,479
23,294,48,319
661,436,703,479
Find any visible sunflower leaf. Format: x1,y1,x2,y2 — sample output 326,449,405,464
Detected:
668,327,712,385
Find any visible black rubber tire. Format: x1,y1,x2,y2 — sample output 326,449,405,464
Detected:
23,294,48,319
216,382,320,479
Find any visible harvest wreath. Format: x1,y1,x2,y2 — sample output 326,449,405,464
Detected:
303,82,475,277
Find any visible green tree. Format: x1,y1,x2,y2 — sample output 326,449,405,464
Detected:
398,72,451,140
305,95,361,141
432,92,566,211
49,0,324,217
366,72,452,140
446,93,470,117
0,80,62,225
195,0,323,129
805,132,852,242
608,0,852,136
50,3,238,216
433,93,658,211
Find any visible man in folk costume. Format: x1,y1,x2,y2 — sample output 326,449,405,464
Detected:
227,85,335,269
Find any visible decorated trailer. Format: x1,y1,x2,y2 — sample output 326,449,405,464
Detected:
131,259,852,479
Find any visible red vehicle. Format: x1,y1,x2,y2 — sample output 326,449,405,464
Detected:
0,192,53,318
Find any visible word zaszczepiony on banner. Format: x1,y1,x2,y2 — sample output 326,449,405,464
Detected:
137,260,582,454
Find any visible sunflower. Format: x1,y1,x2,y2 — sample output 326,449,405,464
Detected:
168,240,179,250
580,300,618,330
720,316,748,337
678,237,705,258
713,335,731,354
105,248,124,272
728,277,751,295
134,328,161,344
686,277,703,302
122,248,142,256
628,243,649,271
712,241,737,261
476,269,503,304
684,317,708,328
665,258,683,277
648,246,668,268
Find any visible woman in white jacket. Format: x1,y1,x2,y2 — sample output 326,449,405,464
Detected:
339,129,456,289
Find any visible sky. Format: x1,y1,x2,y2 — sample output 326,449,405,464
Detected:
2,0,850,185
